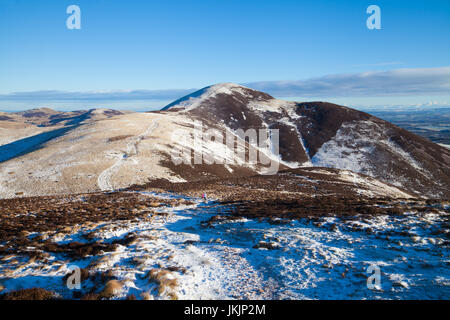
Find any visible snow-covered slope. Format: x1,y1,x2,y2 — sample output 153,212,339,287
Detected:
163,83,450,198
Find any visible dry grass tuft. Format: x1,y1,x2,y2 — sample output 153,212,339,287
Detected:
141,292,152,300
167,292,179,300
145,268,179,298
149,202,161,207
99,280,123,298
158,278,178,295
80,292,100,300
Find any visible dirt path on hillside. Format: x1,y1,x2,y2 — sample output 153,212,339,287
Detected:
97,121,158,191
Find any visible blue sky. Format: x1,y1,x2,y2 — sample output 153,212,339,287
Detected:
0,0,449,111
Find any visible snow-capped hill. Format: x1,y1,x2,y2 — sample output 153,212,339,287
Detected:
88,108,128,119
162,83,273,112
162,85,450,198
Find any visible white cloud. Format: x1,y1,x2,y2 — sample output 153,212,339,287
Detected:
0,89,195,102
351,62,404,67
0,67,449,103
244,67,450,97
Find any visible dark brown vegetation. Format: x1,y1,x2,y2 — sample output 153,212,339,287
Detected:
128,167,415,202
216,197,416,221
43,241,119,259
199,196,449,228
0,288,57,300
0,192,181,260
294,102,371,157
107,135,133,142
127,167,449,222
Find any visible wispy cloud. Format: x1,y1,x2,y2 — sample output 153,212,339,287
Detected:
351,62,404,67
1,67,449,103
0,89,195,102
244,67,450,97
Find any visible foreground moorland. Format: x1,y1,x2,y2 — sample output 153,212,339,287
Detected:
0,170,448,300
0,84,449,300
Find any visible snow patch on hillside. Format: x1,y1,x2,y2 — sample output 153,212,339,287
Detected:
247,99,296,114
311,120,431,188
165,83,254,112
337,170,412,198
